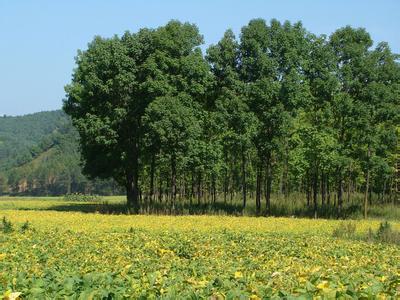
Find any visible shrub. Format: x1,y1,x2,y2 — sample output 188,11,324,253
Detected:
332,222,357,239
1,217,13,233
20,220,31,233
375,221,400,245
63,193,103,202
337,221,400,246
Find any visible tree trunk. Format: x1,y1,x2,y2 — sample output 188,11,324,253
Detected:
382,177,387,203
126,170,139,213
166,174,170,203
283,143,289,199
224,152,228,204
212,174,216,205
197,171,201,205
66,174,71,195
337,175,343,218
313,168,318,219
256,162,262,214
171,155,177,208
321,171,326,207
327,174,331,206
265,152,272,215
306,171,311,207
241,147,247,209
191,171,195,205
364,146,371,219
347,177,351,203
230,161,234,204
158,175,163,203
149,153,155,204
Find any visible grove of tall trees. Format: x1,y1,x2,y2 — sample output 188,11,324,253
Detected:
64,19,400,216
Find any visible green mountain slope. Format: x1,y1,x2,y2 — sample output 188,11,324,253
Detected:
0,110,69,169
0,110,121,195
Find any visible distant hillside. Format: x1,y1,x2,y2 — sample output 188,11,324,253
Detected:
0,110,69,169
0,110,121,195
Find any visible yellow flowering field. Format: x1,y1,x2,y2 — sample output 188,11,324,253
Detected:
0,202,399,298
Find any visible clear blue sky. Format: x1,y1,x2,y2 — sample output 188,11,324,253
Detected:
1,0,399,116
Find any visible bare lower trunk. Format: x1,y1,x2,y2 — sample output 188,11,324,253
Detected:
149,154,155,203
321,171,326,207
241,147,247,209
256,162,262,214
327,174,331,206
126,171,139,213
364,146,371,219
158,176,163,203
171,155,177,209
265,152,272,215
306,171,311,207
212,175,216,205
224,153,228,204
337,176,343,218
197,172,201,205
190,172,194,205
347,177,351,203
313,168,318,219
283,144,289,199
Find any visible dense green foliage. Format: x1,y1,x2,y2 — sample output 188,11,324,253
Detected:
64,21,212,211
64,19,399,217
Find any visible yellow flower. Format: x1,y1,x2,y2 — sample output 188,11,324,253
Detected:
316,281,329,290
3,291,22,300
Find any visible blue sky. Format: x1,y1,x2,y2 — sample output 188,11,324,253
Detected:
1,0,399,116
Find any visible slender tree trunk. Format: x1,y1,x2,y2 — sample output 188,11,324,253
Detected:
212,174,216,205
158,175,163,203
265,152,272,215
390,176,396,205
347,176,351,203
313,167,318,219
364,146,371,219
327,174,331,206
66,174,71,195
241,147,247,209
224,152,228,204
321,171,326,207
231,156,236,204
166,174,170,203
306,171,311,207
149,153,155,204
337,174,343,218
197,171,201,205
283,143,289,199
126,170,139,213
256,162,262,214
171,155,177,209
179,176,183,202
382,178,387,203
125,139,140,213
191,171,194,205
207,180,211,204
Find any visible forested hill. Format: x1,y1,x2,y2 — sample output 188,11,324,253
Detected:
0,110,68,169
0,111,120,195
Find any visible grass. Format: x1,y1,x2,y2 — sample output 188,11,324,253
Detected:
1,194,399,220
332,220,400,246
